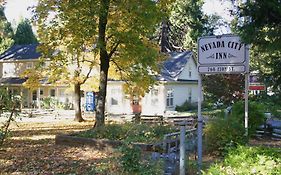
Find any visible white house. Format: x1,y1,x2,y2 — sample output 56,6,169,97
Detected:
0,44,73,108
106,51,199,115
0,45,199,115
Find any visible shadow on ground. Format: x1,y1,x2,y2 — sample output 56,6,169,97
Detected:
0,121,119,175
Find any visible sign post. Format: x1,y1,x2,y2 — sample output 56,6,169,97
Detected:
197,34,249,172
197,74,203,171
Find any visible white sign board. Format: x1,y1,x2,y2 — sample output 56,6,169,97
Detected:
198,65,245,74
198,35,246,65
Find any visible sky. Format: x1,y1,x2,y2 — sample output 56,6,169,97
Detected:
4,0,233,33
4,0,38,25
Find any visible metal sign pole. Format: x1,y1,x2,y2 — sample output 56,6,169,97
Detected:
245,73,249,136
197,74,203,172
245,45,250,136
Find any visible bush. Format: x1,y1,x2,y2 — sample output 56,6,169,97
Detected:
176,100,197,112
77,123,176,144
230,101,265,135
203,146,281,175
204,117,247,155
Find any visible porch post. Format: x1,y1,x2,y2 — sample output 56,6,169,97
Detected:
37,88,41,109
20,87,23,110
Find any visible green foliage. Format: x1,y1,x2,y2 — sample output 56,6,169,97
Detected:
0,88,20,146
205,100,267,154
234,0,281,52
0,6,14,54
230,101,265,135
120,145,141,172
204,117,247,155
78,123,176,144
203,74,244,105
203,146,281,175
120,145,163,174
14,19,38,45
34,0,170,126
41,97,57,109
159,0,216,52
175,100,197,112
169,0,206,50
40,97,70,110
78,123,169,174
251,95,281,118
233,0,281,92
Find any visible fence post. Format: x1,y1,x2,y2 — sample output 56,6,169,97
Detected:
180,122,186,175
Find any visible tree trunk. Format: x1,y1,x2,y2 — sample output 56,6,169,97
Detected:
74,83,84,122
94,0,110,128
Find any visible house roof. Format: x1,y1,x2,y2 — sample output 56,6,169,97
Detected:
158,51,193,81
0,77,50,85
0,77,28,85
0,44,41,61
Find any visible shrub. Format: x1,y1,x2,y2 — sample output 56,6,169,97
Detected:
230,101,265,135
204,117,247,155
120,144,164,174
120,145,142,172
77,123,176,144
203,146,281,175
176,100,197,112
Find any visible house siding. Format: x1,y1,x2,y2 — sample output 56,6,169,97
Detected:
164,83,198,111
178,58,198,80
1,61,36,78
106,82,132,114
141,85,166,116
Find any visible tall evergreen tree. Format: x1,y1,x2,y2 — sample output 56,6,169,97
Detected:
14,19,37,45
232,0,281,93
0,6,13,54
157,0,216,52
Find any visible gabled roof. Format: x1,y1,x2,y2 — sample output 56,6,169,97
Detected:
0,77,52,85
0,77,27,85
0,44,41,61
158,51,193,81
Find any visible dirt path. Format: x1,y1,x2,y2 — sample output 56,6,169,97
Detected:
0,120,117,175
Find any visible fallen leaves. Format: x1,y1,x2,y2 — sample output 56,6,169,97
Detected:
0,120,117,175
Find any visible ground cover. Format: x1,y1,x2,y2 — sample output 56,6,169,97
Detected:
203,145,281,175
76,123,177,144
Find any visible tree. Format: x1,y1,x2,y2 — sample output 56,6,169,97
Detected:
0,88,20,146
34,0,170,126
232,0,281,93
0,5,13,54
157,0,216,52
14,19,38,45
203,74,244,105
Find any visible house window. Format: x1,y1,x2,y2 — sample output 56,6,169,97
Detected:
32,90,37,101
50,89,56,97
111,89,119,105
26,62,33,69
189,67,192,78
40,89,44,95
151,88,159,105
151,89,159,96
111,98,118,105
188,89,192,102
166,89,174,107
